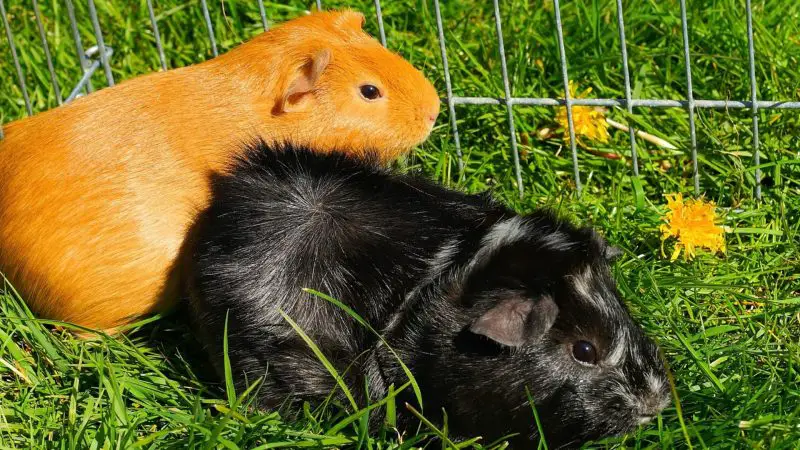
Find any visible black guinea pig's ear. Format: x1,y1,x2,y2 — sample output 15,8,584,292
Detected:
277,49,332,114
470,295,558,347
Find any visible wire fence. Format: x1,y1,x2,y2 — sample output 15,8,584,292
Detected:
2,0,796,199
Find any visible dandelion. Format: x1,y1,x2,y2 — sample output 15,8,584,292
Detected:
551,81,677,151
555,81,610,146
659,193,726,261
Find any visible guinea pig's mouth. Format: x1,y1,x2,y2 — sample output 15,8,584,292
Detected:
420,121,435,137
637,415,655,425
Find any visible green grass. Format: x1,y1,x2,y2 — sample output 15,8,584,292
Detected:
1,0,799,448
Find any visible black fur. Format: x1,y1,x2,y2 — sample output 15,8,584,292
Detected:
186,142,670,449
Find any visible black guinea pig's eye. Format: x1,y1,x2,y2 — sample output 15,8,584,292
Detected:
572,340,598,365
359,84,382,100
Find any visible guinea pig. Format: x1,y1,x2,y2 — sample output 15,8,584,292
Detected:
186,142,671,449
0,10,440,332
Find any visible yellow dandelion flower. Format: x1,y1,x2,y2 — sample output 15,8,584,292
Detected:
555,81,610,146
659,193,726,261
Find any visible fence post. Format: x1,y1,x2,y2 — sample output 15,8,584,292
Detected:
87,0,115,86
32,0,62,105
257,0,269,31
615,0,638,177
0,0,33,116
552,0,582,195
146,0,167,71
433,0,464,178
679,0,700,195
65,0,94,95
373,0,387,47
200,0,218,57
492,0,524,197
746,0,761,199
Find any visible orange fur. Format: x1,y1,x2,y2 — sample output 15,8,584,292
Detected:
0,10,440,332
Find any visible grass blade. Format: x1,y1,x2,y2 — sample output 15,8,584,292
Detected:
278,309,359,411
303,288,424,411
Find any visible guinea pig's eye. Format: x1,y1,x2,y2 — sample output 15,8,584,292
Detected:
359,84,382,101
572,340,598,365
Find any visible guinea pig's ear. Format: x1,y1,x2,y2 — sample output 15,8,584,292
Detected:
278,49,332,114
470,295,558,347
332,10,366,32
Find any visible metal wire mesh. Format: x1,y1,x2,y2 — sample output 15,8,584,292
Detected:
0,0,790,200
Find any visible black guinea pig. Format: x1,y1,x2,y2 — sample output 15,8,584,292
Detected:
185,142,671,448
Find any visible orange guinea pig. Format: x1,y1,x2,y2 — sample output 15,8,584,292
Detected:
0,9,440,333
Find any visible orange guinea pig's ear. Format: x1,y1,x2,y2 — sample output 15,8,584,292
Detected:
277,49,332,114
332,10,366,32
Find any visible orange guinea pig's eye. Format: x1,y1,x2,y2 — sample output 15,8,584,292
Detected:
359,84,382,101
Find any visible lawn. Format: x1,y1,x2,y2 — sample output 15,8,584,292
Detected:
1,0,799,448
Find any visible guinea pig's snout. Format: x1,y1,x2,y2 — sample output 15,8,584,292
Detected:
421,103,440,126
637,415,655,425
636,390,670,423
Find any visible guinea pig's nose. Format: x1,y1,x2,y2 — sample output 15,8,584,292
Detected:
427,106,440,123
638,392,669,419
423,102,440,124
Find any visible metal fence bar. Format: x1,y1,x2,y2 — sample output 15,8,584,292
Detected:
66,58,102,103
257,0,269,31
679,0,699,195
316,0,322,11
0,0,32,115
433,0,464,177
87,0,115,86
200,0,218,57
65,46,111,103
614,0,637,176
450,96,800,109
746,0,761,199
146,0,167,71
65,0,93,94
492,0,524,197
552,0,581,194
32,0,62,105
374,0,387,46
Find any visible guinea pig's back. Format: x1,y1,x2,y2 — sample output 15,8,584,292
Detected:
0,65,258,329
187,142,495,339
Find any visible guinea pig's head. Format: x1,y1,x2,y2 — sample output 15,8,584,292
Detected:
413,214,670,448
250,10,440,160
